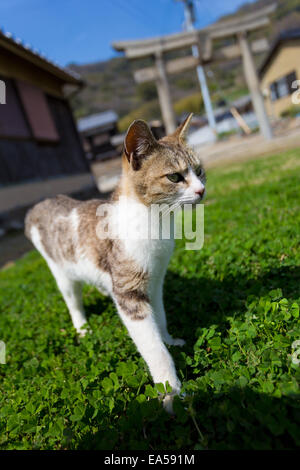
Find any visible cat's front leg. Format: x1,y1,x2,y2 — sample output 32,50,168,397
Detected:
114,292,181,411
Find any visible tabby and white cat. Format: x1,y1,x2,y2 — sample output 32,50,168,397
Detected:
25,114,206,411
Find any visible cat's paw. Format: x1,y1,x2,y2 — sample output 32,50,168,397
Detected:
162,381,182,414
164,336,186,347
76,325,90,337
163,394,175,415
171,338,186,347
77,328,87,337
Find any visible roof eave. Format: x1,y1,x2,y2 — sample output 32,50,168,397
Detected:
0,32,83,86
259,30,300,79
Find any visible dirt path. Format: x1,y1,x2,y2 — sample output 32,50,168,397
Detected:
199,121,300,168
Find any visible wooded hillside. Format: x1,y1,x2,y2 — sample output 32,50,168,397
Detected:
69,0,300,131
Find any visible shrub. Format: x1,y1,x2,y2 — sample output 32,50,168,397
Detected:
174,92,204,115
117,100,161,132
280,105,300,118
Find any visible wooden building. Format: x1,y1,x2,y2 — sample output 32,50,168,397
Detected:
260,29,300,118
0,29,89,187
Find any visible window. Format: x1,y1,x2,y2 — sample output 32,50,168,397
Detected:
16,80,59,142
286,71,298,94
270,71,297,101
0,77,60,142
270,82,278,101
277,77,289,98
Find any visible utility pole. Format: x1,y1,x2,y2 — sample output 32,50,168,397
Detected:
238,32,273,140
155,51,177,134
177,0,217,139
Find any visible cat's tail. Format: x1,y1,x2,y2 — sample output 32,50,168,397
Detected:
24,200,45,241
24,198,51,241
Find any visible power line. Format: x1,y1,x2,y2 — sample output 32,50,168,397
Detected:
129,0,160,29
106,0,154,34
176,0,217,136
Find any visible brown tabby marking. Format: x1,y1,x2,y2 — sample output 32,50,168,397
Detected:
25,114,204,325
25,195,149,320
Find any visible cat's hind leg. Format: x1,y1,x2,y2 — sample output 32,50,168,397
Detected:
51,268,87,336
152,278,185,347
29,225,87,336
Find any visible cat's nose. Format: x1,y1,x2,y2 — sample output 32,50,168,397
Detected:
195,188,205,197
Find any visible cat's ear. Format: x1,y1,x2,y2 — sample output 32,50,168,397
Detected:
124,120,157,170
171,113,193,144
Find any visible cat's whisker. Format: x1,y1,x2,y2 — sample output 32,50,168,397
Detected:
160,201,181,218
159,196,195,218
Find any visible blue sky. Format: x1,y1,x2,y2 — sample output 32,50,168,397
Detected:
0,0,255,66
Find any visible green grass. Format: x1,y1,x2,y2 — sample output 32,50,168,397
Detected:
1,149,300,450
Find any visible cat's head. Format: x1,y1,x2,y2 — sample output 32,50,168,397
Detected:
122,114,206,207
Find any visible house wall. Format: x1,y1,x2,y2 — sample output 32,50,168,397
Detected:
261,40,300,117
0,49,88,186
0,92,89,186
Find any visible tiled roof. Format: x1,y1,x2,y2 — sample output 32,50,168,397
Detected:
77,110,118,132
0,28,83,85
259,28,300,78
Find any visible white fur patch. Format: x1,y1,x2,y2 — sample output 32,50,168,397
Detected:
183,167,205,202
111,196,174,276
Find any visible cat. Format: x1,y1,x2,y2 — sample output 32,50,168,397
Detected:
24,113,206,411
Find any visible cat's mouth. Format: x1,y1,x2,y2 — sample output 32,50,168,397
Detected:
197,191,206,202
157,189,205,208
180,191,206,206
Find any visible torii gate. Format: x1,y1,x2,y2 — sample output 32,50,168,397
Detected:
113,4,276,140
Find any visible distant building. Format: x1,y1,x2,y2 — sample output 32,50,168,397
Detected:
77,110,119,161
260,29,300,118
0,29,90,187
188,95,257,146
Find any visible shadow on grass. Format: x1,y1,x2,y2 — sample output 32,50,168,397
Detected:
164,265,300,349
84,265,300,329
78,265,300,450
76,385,299,450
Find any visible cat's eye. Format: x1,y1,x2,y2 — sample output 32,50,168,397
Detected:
195,167,203,177
167,173,184,183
